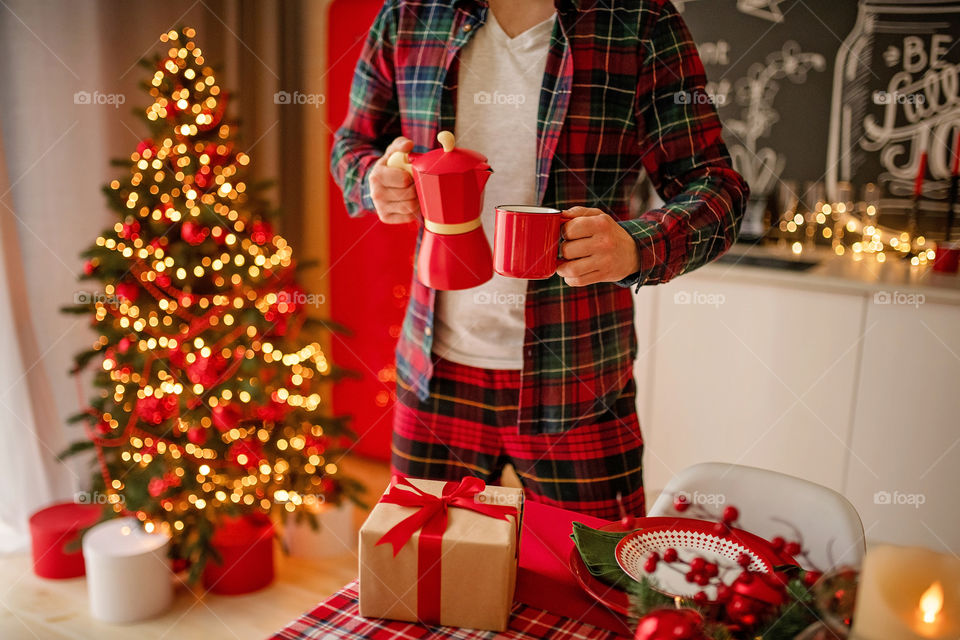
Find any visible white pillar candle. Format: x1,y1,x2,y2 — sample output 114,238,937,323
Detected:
852,545,960,640
82,517,173,623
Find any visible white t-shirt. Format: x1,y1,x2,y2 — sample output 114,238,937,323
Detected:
431,11,555,370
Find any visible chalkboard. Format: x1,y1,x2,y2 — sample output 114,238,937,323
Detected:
677,0,960,231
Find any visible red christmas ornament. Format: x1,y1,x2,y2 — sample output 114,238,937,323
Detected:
320,476,337,495
305,434,330,452
186,352,230,387
673,494,690,512
120,220,140,240
148,476,167,497
254,397,289,423
117,337,132,354
250,220,273,245
196,94,227,131
210,225,228,244
83,260,96,276
187,426,208,445
136,394,178,425
155,273,171,288
722,570,788,627
180,220,209,245
194,166,212,190
227,439,262,469
136,139,157,156
203,142,231,166
95,417,111,435
114,281,139,303
212,403,242,432
634,608,708,640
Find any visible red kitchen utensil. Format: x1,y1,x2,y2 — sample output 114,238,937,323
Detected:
388,131,493,291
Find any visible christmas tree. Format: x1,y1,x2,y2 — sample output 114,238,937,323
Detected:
62,26,360,580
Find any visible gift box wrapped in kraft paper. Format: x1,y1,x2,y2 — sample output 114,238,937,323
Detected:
358,475,524,631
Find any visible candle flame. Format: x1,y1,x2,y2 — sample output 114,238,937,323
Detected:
920,581,944,624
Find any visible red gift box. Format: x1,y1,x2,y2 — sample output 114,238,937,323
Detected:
202,513,275,594
516,501,633,637
29,501,102,579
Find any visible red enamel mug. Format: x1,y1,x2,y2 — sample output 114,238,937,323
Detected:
493,205,563,279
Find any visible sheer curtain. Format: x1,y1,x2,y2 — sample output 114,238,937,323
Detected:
0,0,310,551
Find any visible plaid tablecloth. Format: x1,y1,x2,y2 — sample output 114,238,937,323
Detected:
270,580,628,640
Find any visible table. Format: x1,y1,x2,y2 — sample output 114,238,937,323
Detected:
269,579,628,640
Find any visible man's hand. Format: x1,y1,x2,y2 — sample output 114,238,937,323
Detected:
556,207,641,286
368,137,420,224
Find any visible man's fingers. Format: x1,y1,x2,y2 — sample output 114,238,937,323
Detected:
379,210,418,224
374,185,418,203
377,167,414,189
560,237,592,260
562,215,602,241
381,214,417,225
562,206,602,219
556,256,599,279
562,271,602,287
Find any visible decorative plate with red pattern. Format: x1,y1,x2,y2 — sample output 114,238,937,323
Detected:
615,520,782,599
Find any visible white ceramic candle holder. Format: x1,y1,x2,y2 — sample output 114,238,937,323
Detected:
82,517,173,623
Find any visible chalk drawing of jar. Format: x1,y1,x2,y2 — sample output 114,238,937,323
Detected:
826,0,960,214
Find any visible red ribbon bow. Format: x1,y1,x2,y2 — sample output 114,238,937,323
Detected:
375,475,519,624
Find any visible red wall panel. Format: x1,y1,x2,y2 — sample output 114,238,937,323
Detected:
326,0,417,461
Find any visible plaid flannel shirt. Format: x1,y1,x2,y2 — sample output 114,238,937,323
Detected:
331,0,748,434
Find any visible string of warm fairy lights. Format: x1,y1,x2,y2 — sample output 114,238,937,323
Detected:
775,186,937,266
78,27,347,546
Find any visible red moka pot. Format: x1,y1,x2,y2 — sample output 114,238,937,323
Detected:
388,131,494,290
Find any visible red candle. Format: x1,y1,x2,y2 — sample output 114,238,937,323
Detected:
914,151,928,199
952,130,960,177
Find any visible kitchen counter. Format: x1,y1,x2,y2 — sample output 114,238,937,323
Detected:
695,243,960,305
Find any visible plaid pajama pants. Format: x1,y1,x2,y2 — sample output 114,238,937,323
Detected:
391,357,646,519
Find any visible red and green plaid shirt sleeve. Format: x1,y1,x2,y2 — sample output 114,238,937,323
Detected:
330,0,402,216
619,0,748,289
330,0,748,434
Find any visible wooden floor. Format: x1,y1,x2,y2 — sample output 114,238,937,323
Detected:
0,456,393,640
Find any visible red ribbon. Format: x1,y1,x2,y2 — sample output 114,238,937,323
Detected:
375,475,519,624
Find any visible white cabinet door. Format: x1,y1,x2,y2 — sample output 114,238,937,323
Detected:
845,298,960,553
635,275,865,499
